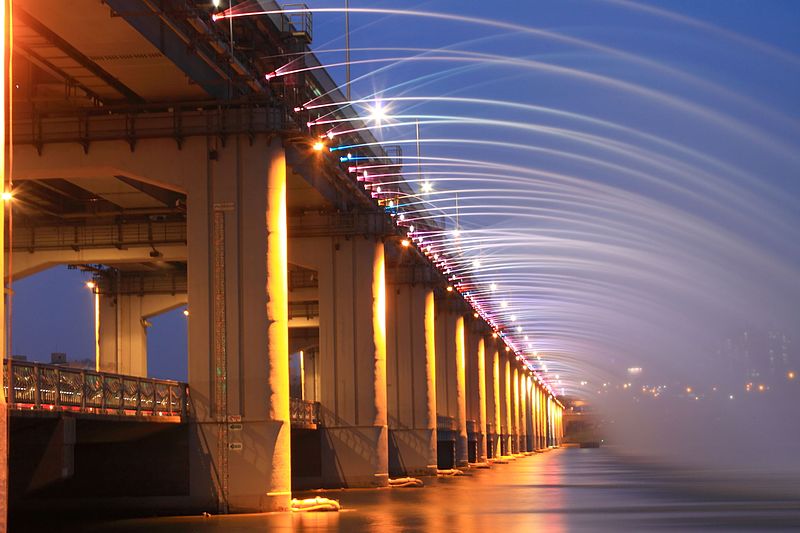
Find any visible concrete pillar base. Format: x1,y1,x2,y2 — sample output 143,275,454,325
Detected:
321,425,389,488
388,428,438,477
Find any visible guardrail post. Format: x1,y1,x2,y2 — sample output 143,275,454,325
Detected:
80,369,87,412
33,364,40,409
54,368,61,410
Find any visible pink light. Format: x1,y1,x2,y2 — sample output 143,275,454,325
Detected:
265,72,277,80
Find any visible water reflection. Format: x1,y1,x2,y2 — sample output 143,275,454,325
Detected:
41,448,797,532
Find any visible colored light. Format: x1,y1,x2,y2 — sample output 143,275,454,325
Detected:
446,286,453,292
183,309,190,317
313,141,325,152
788,371,796,380
1,191,11,201
420,181,433,194
401,239,410,247
85,281,96,290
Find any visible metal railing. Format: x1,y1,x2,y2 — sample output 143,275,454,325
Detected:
3,360,187,419
437,414,457,432
290,398,320,428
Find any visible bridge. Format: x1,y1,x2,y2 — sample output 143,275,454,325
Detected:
0,0,564,521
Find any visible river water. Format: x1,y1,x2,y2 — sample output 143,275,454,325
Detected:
32,447,800,532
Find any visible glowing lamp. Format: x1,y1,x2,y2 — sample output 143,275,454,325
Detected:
183,309,190,317
1,190,11,201
212,0,221,7
446,286,453,292
492,333,498,339
85,281,96,290
473,312,479,318
505,347,510,352
265,72,277,80
788,371,796,380
400,239,410,247
313,141,325,152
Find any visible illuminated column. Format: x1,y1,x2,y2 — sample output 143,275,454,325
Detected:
386,280,437,477
186,137,291,512
525,376,534,452
434,300,468,468
512,367,520,453
487,341,501,459
536,386,544,450
475,336,487,462
96,293,186,377
291,233,388,488
0,1,9,529
520,373,529,453
464,323,487,464
502,354,512,455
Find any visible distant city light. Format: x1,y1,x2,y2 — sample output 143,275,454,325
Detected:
788,371,796,380
183,309,190,317
627,367,642,375
85,281,96,290
401,239,410,247
685,386,693,394
313,141,325,152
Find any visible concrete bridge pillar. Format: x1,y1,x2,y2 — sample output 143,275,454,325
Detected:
290,234,388,488
386,281,437,477
97,293,186,377
518,371,528,453
185,137,292,512
485,340,501,459
525,376,534,452
464,327,487,464
512,366,521,453
434,300,468,468
499,352,511,455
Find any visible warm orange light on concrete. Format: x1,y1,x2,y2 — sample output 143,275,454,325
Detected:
373,242,388,429
266,139,291,510
454,315,468,466
400,238,410,247
312,140,325,152
94,292,101,372
0,191,10,201
446,285,453,292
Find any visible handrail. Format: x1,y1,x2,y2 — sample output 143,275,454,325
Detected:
3,359,187,419
289,397,320,428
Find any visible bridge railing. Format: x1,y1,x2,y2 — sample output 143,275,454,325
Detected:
3,360,187,418
289,398,320,428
